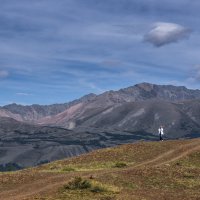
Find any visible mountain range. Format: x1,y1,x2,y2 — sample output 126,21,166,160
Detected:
1,82,200,169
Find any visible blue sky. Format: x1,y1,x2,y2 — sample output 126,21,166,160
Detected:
0,0,200,105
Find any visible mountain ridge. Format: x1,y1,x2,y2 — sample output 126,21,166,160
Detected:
1,82,200,169
2,82,200,138
2,82,200,113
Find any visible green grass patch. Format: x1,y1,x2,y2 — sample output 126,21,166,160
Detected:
62,166,76,172
48,164,76,172
113,162,127,168
174,152,200,168
63,176,120,194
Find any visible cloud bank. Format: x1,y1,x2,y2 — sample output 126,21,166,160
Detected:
16,93,33,96
0,1,200,104
144,22,191,47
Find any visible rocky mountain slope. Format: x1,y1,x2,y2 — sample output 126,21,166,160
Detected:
1,82,200,169
0,117,157,169
3,82,200,123
36,83,200,138
0,117,101,169
1,93,96,122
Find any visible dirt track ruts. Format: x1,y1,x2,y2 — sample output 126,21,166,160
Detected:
1,139,200,200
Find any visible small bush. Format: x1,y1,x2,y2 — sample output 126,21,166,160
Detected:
176,162,181,166
64,177,91,190
50,165,59,170
64,177,118,194
100,196,115,200
113,162,127,168
90,185,107,193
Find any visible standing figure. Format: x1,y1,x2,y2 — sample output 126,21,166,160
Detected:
158,126,164,141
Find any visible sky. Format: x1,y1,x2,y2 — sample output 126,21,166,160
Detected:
0,0,200,105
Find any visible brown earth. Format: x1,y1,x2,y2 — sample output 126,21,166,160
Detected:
0,138,200,200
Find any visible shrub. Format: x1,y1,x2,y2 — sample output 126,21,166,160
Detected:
90,185,107,193
64,177,91,190
113,162,127,168
64,177,118,194
50,165,58,170
100,196,115,200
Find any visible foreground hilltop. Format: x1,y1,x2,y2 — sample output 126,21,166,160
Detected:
0,138,200,200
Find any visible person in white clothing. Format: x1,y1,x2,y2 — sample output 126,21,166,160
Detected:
158,126,164,141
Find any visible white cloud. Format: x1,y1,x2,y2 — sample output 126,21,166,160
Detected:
0,70,9,78
16,93,33,96
144,22,191,47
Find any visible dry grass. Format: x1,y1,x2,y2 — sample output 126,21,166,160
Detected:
0,138,200,200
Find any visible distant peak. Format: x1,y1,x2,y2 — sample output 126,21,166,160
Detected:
3,103,19,107
134,82,188,90
79,93,97,102
136,82,153,86
85,93,96,97
80,93,96,98
135,82,154,91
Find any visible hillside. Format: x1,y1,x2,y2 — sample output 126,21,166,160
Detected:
2,83,200,138
1,83,200,169
0,138,200,200
1,93,96,122
0,117,157,169
43,82,200,135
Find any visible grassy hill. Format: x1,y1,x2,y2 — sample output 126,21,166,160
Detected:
0,138,200,200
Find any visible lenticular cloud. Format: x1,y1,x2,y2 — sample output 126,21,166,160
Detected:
144,22,191,47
